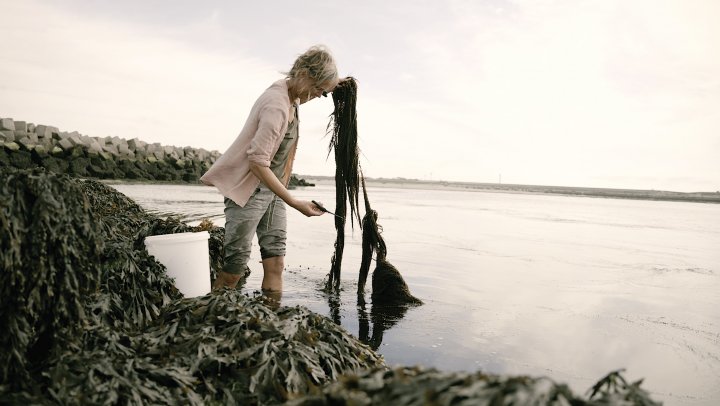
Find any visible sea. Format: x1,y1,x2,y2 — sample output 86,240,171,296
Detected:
110,180,720,405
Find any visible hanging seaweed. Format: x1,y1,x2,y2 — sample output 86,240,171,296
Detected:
358,173,422,306
325,78,421,306
325,77,361,292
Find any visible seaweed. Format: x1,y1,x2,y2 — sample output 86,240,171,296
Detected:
0,167,103,388
325,78,421,306
0,168,385,404
325,77,361,292
287,366,661,406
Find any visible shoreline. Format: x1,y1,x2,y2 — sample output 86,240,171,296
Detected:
304,175,720,204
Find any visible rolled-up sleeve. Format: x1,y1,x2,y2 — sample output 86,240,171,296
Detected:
247,105,287,167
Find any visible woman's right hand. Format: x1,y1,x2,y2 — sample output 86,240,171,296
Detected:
292,199,325,217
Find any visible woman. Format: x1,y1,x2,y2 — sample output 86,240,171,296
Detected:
201,45,341,293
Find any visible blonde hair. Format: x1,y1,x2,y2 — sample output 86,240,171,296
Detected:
285,45,338,84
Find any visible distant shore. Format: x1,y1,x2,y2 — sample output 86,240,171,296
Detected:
303,175,720,204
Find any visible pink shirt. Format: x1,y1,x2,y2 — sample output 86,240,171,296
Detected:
200,79,297,206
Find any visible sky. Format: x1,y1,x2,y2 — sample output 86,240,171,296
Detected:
1,0,718,192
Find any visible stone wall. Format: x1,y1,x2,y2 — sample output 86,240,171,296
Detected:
0,116,221,182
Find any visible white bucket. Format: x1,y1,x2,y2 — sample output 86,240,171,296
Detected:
144,231,210,297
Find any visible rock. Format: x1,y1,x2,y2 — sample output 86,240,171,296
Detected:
18,137,36,151
69,133,84,146
127,138,145,152
1,131,15,143
4,142,20,152
101,143,119,156
14,121,27,132
0,118,15,131
58,138,73,151
87,140,103,155
33,145,49,158
35,125,53,138
117,143,131,155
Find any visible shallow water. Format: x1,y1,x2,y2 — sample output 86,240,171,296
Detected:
110,181,720,405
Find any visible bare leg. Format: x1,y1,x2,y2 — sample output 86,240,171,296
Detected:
261,256,284,292
212,271,242,290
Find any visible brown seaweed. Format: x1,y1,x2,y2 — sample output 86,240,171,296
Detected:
325,78,421,306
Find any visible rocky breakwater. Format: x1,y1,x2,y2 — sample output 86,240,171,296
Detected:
0,116,220,182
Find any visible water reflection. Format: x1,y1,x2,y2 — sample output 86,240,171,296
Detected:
357,301,412,350
323,289,415,351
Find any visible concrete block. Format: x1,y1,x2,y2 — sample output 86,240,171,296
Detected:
58,138,73,151
55,131,69,140
163,145,174,155
102,143,119,156
69,134,83,146
1,131,14,142
174,158,187,168
14,132,35,143
34,145,49,157
4,142,20,151
99,151,113,160
51,146,64,155
35,125,52,138
110,136,122,146
152,149,165,160
146,155,158,163
118,143,130,155
38,135,54,147
127,138,143,151
27,123,35,133
14,121,27,132
87,140,103,155
47,126,59,136
0,118,15,131
103,136,112,145
18,137,36,151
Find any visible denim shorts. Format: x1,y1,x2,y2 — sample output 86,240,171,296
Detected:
223,186,287,275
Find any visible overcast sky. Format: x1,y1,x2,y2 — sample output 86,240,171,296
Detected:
1,0,718,192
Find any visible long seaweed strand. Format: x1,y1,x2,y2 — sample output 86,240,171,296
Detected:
325,77,360,291
357,172,385,294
